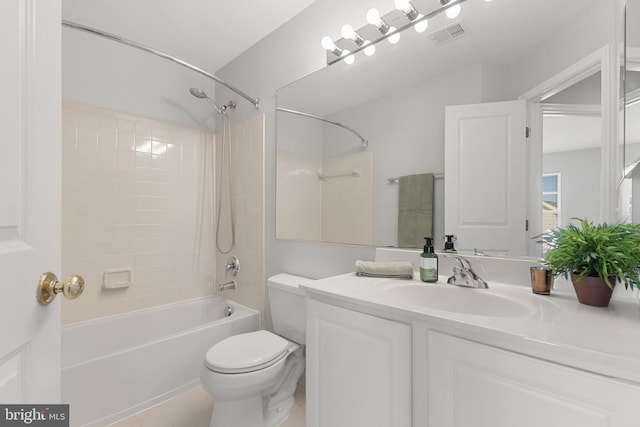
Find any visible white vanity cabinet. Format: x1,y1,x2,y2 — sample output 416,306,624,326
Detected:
427,331,640,427
305,299,412,427
303,272,640,427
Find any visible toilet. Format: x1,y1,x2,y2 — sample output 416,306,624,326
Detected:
201,273,313,427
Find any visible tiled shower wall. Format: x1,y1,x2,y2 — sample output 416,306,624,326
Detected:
275,149,372,245
321,150,372,245
214,114,265,315
61,101,216,324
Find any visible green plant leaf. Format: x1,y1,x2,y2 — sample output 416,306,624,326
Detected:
539,218,640,291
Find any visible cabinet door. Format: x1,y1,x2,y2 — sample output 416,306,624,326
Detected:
428,331,640,427
306,299,411,427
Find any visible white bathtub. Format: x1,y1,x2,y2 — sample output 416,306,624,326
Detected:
62,296,260,427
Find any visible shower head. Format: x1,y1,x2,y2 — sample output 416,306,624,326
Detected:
189,87,208,99
189,87,226,116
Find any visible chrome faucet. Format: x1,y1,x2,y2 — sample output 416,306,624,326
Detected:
218,280,236,292
446,255,489,289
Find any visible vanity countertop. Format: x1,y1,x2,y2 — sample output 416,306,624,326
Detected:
302,273,640,383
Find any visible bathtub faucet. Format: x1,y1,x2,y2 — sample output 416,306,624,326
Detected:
218,280,236,292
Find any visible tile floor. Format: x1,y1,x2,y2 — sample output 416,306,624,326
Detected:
109,384,305,427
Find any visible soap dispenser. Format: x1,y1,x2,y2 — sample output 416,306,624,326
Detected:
443,234,457,252
420,237,438,283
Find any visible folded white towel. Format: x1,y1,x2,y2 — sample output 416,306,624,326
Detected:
355,260,414,279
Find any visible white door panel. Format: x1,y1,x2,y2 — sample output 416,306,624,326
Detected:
0,0,62,403
445,100,527,256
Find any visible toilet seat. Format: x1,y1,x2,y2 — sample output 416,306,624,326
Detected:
205,330,292,374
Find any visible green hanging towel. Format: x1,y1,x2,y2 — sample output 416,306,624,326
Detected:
397,173,434,248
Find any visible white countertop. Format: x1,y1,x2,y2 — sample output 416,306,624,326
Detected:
302,272,640,383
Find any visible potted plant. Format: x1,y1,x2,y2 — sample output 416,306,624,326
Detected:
540,218,640,307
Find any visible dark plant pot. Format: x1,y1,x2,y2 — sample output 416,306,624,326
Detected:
570,274,615,307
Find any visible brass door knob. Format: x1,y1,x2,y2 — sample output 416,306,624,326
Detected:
37,272,85,306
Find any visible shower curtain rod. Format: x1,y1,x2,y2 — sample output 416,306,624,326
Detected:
62,20,260,109
277,107,368,147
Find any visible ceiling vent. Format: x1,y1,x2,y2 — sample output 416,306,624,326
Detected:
429,21,470,46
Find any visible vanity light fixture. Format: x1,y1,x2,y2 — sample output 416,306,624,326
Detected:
366,8,390,34
341,24,365,46
387,27,401,44
321,36,343,56
342,50,356,64
342,24,376,56
413,15,429,33
395,0,419,21
440,0,462,19
362,40,376,56
366,8,401,44
322,36,356,64
394,0,429,33
323,0,477,65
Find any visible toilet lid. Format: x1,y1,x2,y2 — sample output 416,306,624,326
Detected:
205,330,291,374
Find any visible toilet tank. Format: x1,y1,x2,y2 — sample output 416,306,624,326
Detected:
267,273,314,345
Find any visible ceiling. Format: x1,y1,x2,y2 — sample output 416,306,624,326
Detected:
62,0,318,74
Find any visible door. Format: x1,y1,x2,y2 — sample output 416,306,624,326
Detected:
444,100,527,256
0,0,63,403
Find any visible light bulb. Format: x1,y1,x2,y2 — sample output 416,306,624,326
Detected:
321,36,335,51
342,50,355,65
366,8,382,26
414,15,429,33
445,3,461,19
341,24,356,40
394,0,412,13
363,40,376,56
388,27,401,44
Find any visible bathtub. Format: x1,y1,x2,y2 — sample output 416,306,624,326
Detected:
62,296,260,427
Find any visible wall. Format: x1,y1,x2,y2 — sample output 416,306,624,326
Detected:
276,150,323,241
276,62,510,248
216,0,386,282
62,27,217,130
324,65,489,247
543,148,601,227
508,1,616,98
321,150,373,245
213,114,266,314
275,113,324,241
216,0,619,282
61,101,214,324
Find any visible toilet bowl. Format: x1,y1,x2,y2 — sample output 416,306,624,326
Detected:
201,274,313,427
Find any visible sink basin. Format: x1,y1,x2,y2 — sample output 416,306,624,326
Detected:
385,284,531,317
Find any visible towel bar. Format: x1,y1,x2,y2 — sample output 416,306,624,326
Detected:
388,173,443,184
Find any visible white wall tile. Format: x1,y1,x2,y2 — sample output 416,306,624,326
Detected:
215,114,265,316
62,101,216,324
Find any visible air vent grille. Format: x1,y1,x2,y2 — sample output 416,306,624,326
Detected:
429,21,470,46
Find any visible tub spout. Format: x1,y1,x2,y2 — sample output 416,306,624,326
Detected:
218,280,236,292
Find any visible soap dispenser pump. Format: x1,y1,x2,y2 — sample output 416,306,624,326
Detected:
443,234,457,252
420,237,438,283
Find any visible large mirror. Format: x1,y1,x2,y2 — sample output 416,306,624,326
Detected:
624,0,640,205
276,0,614,255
